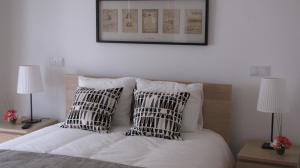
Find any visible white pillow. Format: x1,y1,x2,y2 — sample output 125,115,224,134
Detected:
78,76,136,126
136,78,203,132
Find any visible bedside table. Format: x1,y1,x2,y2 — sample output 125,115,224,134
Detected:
0,118,58,143
236,140,300,168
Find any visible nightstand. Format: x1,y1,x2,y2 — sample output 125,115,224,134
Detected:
236,140,300,168
0,118,58,143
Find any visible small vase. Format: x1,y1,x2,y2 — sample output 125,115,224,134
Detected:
9,119,17,125
276,147,286,155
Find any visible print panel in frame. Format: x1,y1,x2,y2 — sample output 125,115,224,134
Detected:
163,9,180,34
185,9,203,34
102,9,118,32
96,0,209,45
142,9,159,33
123,9,138,33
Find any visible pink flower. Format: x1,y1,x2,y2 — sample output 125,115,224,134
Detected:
3,109,17,122
272,136,292,149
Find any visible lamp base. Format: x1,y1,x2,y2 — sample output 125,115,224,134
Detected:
22,119,42,124
262,142,274,150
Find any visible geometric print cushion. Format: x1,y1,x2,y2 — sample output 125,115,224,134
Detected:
61,87,123,133
125,90,190,140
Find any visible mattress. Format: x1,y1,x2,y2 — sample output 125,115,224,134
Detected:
0,124,234,168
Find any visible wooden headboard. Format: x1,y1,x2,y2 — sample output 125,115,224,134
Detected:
64,75,232,143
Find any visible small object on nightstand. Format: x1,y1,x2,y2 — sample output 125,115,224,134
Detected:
3,109,18,125
21,123,32,129
272,136,292,156
262,142,273,150
236,140,300,168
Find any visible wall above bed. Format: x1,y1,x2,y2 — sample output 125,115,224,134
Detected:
0,0,12,113
1,0,299,154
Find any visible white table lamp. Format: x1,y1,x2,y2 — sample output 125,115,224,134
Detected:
257,78,287,149
17,65,44,124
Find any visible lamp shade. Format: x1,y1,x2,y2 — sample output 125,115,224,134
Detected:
17,65,44,94
257,78,287,113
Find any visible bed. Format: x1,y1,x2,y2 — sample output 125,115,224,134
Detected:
0,75,234,168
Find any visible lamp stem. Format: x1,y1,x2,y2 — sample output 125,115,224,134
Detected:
30,93,33,122
271,113,274,142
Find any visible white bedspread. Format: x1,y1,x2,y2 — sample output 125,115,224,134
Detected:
0,124,234,168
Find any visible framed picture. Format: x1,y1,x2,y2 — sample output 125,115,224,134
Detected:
96,0,209,45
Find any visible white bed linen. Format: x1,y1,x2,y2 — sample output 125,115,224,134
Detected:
0,124,234,168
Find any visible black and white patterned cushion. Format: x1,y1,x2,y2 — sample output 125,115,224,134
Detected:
126,90,190,140
61,87,123,133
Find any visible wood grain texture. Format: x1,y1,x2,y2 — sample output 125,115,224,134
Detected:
0,133,20,144
237,140,300,168
0,119,58,135
64,75,232,143
236,161,294,168
0,119,58,144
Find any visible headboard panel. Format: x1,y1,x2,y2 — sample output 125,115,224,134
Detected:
64,75,232,143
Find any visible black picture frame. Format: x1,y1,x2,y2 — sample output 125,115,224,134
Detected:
96,0,209,45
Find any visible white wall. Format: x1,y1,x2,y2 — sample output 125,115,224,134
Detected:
0,0,12,113
2,0,300,154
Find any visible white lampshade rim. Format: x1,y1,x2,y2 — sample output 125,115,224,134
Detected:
262,77,281,80
257,110,285,113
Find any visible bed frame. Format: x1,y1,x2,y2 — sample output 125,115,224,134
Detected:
64,75,232,143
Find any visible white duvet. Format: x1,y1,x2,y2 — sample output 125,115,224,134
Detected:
0,124,234,168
